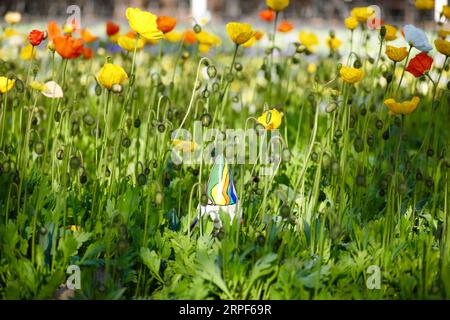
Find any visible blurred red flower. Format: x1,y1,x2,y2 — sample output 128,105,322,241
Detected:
157,16,177,34
259,9,275,22
406,52,433,77
106,21,120,36
277,20,293,33
83,47,94,60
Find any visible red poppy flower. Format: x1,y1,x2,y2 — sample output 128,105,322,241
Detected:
53,35,84,59
157,16,177,34
259,9,275,22
277,20,293,33
106,21,120,36
82,47,93,60
29,29,46,46
406,52,433,77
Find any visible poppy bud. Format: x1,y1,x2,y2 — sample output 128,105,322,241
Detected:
202,89,210,98
56,149,64,160
193,24,202,33
83,113,95,126
234,62,243,71
380,25,386,38
111,84,123,93
331,161,340,176
69,156,81,170
353,59,362,68
157,123,165,133
375,119,383,130
382,130,389,140
256,234,266,246
34,141,45,155
326,102,338,113
155,191,164,205
134,117,141,128
416,170,423,181
334,129,342,139
121,137,131,148
207,65,217,78
200,113,212,127
427,148,434,157
200,193,208,206
137,173,147,186
367,134,374,147
31,116,38,126
356,174,366,187
280,205,291,218
80,174,87,184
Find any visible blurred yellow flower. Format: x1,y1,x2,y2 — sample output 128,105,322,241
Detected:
384,96,420,115
435,39,450,56
30,81,48,92
443,5,450,18
299,31,319,52
63,23,74,33
385,46,408,62
20,44,36,60
109,33,120,43
68,225,81,232
266,0,289,12
344,17,358,30
326,37,342,50
196,31,221,53
4,12,21,24
339,66,364,84
384,25,397,41
0,77,15,93
97,63,128,90
415,0,434,10
226,22,256,45
165,30,183,43
118,34,145,51
126,8,164,41
307,63,317,74
4,28,20,38
172,139,198,152
257,108,283,130
438,29,450,39
242,36,257,48
351,7,375,22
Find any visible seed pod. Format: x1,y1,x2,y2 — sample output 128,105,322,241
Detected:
121,137,131,148
207,65,217,78
83,113,95,126
382,130,389,140
331,161,340,176
367,134,374,147
157,123,165,133
326,102,338,113
95,83,102,96
200,113,212,127
137,173,147,186
56,149,64,160
134,117,141,128
353,59,362,68
280,205,290,218
34,141,45,155
200,193,208,206
80,174,87,184
234,62,243,72
155,191,164,205
311,151,318,162
334,129,342,139
353,136,364,153
282,148,291,162
375,119,383,130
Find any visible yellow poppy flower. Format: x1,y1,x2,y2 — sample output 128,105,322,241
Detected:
385,46,408,62
30,81,48,92
326,37,342,50
109,33,120,43
415,0,434,10
344,16,358,30
0,77,15,93
20,44,36,60
299,31,319,52
242,36,257,48
443,5,450,19
384,25,397,41
97,63,128,90
266,0,289,12
196,31,221,53
351,7,375,22
226,22,256,45
257,108,283,131
125,8,164,41
68,225,81,232
384,96,420,115
339,66,364,84
4,12,21,24
63,23,74,34
118,35,145,52
165,30,183,43
4,27,20,38
435,39,450,56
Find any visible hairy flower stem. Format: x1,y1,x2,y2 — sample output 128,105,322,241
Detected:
395,46,412,96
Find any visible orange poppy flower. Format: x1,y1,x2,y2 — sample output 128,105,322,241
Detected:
53,35,84,59
157,16,177,34
183,30,197,45
29,29,46,46
47,21,61,40
82,47,93,60
259,9,275,22
277,20,293,33
106,21,120,36
80,29,98,43
255,31,264,40
125,30,136,38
